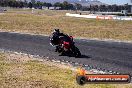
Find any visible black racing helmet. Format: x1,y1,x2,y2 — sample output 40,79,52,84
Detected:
54,29,60,33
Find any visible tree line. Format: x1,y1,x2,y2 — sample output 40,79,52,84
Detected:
0,0,78,10
82,4,131,13
0,0,52,8
0,0,131,13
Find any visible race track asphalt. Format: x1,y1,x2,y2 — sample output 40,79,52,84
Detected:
0,32,132,75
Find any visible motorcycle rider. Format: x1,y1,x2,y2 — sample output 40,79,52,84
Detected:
50,29,72,52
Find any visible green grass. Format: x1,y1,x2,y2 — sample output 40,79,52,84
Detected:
0,9,132,41
0,52,132,88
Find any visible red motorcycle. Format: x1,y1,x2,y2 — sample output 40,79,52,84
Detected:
50,35,81,57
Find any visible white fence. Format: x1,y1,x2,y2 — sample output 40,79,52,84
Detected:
66,13,132,21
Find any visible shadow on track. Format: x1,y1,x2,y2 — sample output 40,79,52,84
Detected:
59,53,91,59
79,55,92,58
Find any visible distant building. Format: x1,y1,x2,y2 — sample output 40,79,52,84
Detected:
42,6,46,9
47,7,61,10
48,7,55,10
55,7,61,10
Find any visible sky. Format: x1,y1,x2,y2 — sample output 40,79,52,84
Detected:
98,0,132,5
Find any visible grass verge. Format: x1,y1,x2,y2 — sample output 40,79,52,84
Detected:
0,9,132,41
0,52,132,88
